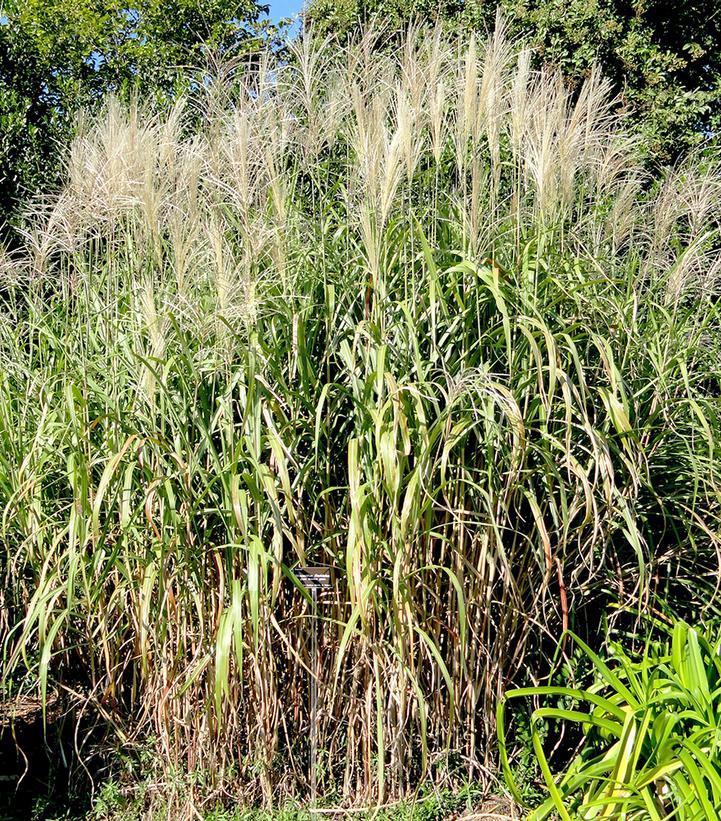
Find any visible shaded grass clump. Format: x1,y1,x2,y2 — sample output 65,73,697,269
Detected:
1,20,721,811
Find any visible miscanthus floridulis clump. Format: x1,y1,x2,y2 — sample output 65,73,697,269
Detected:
2,18,721,812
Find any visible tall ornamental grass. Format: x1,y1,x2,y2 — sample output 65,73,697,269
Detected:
1,19,721,809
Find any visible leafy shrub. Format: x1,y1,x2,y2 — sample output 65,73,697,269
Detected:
498,620,721,819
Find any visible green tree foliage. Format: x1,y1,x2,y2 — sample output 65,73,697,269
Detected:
307,0,462,40
0,0,275,229
305,0,721,163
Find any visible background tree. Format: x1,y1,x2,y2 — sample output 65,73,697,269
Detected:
0,0,280,231
305,0,721,164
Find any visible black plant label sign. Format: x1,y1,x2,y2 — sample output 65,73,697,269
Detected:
295,566,333,591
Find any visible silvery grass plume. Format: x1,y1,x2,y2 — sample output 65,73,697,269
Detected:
1,19,721,814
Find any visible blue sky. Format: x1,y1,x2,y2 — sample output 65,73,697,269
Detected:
265,0,304,23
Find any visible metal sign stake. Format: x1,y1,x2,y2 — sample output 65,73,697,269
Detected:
310,584,318,806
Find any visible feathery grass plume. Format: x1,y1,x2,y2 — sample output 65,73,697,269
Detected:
1,20,721,813
424,26,451,168
642,157,721,303
476,11,514,181
286,28,337,161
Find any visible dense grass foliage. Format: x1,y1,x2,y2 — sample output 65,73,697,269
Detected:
1,23,721,811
